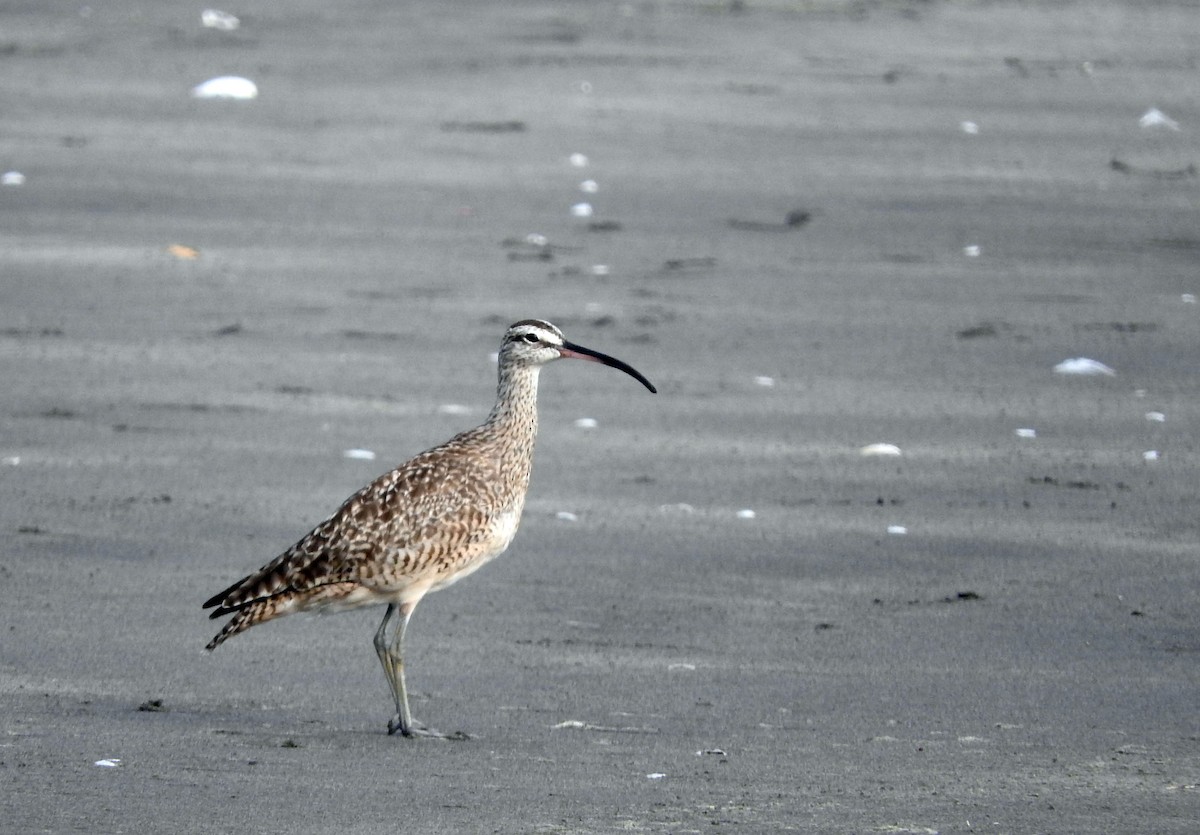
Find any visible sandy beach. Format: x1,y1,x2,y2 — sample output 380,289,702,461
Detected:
2,1,1199,831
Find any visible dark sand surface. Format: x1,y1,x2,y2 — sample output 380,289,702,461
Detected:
3,1,1200,832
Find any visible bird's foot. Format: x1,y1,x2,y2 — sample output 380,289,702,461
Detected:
387,715,470,740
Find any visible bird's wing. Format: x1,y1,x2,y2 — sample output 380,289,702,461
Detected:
203,441,509,616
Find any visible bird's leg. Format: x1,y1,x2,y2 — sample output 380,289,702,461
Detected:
375,601,463,739
373,604,401,727
374,604,416,735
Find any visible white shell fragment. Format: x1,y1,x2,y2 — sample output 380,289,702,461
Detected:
1015,428,1037,439
569,153,589,167
555,511,579,522
343,448,376,460
94,759,121,768
436,403,471,416
1182,294,1196,304
570,202,594,218
646,773,667,780
887,525,908,535
960,120,980,134
963,244,981,257
2,456,19,465
201,9,240,30
574,417,598,429
1,171,26,186
579,179,599,193
590,264,609,276
736,509,756,519
668,662,696,671
861,443,902,457
1054,357,1115,376
1143,450,1160,461
1139,107,1181,130
754,376,775,387
191,76,258,100
1145,411,1166,423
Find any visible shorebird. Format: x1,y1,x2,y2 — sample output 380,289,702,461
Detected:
203,319,656,737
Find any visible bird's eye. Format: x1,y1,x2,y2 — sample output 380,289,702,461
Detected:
522,333,540,344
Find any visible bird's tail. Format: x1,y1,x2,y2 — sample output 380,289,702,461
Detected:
205,605,264,651
204,580,361,650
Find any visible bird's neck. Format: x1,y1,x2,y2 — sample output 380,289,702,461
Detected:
484,363,541,454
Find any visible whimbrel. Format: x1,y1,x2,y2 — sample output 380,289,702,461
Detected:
203,319,656,737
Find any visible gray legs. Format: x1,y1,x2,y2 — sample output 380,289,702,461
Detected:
373,603,416,735
373,602,462,738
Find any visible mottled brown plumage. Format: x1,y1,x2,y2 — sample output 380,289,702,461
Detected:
203,319,655,737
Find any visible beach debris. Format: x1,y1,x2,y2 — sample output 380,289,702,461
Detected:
887,525,908,535
646,773,667,780
437,403,471,416
1110,157,1196,178
590,264,609,276
1181,293,1196,304
191,76,258,100
662,256,717,272
579,179,598,193
555,511,578,522
1145,411,1166,423
668,662,696,671
861,443,902,457
784,209,812,227
166,243,200,260
201,9,240,30
137,699,166,712
94,759,122,768
1139,107,1181,130
1015,428,1037,439
963,244,981,257
956,321,1009,339
1054,357,1115,376
570,202,594,218
504,233,554,262
753,375,775,388
1,171,25,186
343,448,376,461
574,417,598,429
659,502,696,515
553,719,659,734
736,508,756,519
2,456,19,466
696,748,728,757
728,209,812,231
960,120,980,134
1143,450,1160,461
569,152,589,167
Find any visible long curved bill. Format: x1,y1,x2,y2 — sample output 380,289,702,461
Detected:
559,340,657,393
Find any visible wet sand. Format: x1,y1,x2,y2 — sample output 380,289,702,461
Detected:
2,1,1199,831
